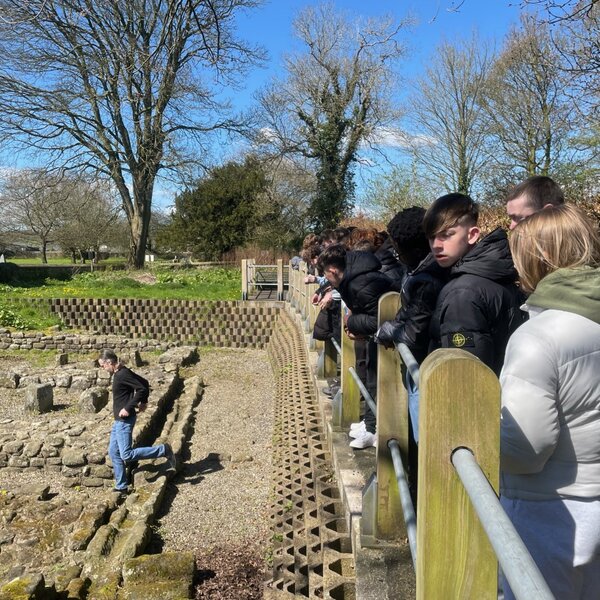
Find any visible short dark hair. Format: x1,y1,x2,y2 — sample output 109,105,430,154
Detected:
387,207,429,254
317,243,347,273
99,348,118,364
506,176,564,211
423,193,479,239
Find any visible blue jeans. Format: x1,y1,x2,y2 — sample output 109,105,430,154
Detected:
406,371,419,443
108,414,166,490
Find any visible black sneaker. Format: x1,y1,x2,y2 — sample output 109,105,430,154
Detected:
112,487,130,496
164,443,177,470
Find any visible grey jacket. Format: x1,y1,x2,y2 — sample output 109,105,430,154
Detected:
500,267,600,500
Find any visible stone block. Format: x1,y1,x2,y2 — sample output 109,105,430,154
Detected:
29,458,46,469
4,440,24,454
24,441,43,458
89,464,113,479
56,373,72,388
40,445,59,458
25,383,54,413
20,374,41,387
8,455,29,468
79,387,109,413
19,483,50,499
70,375,94,391
56,352,69,366
46,435,65,448
0,573,46,599
62,450,87,467
122,551,196,585
0,371,19,388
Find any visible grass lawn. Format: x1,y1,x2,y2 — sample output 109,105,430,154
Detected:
0,266,241,329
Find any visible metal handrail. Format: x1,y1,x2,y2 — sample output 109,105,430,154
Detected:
388,439,417,568
348,366,377,416
395,342,420,389
331,338,341,354
452,448,554,600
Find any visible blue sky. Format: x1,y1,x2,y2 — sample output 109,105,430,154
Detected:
199,0,523,210
233,0,522,111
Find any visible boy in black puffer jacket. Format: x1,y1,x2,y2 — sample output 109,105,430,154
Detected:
317,244,393,449
424,193,526,375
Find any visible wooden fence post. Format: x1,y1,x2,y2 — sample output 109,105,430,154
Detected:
277,259,284,301
337,302,360,429
241,259,248,301
416,349,500,599
375,292,405,540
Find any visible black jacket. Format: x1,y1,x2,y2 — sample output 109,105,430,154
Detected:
112,366,149,420
375,253,447,363
429,228,526,375
338,251,394,336
375,238,406,290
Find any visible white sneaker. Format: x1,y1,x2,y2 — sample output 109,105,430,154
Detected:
350,420,365,431
349,431,377,449
349,422,366,438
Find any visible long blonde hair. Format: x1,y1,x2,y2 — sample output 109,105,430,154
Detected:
510,204,600,293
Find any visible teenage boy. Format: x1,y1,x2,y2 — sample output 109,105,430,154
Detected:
99,349,176,494
317,244,393,449
424,193,525,376
374,207,447,437
505,175,564,230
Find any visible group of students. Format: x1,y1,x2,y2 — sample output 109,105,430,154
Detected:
300,175,600,599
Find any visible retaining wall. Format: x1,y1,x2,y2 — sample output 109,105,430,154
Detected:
4,299,283,348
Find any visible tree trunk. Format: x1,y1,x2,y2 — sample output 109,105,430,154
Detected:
128,186,153,269
41,240,48,264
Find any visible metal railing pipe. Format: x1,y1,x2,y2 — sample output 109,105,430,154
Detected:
452,448,555,600
388,439,417,568
396,342,420,389
348,366,377,416
331,338,341,355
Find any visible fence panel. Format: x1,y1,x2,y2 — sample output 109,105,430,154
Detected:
416,349,500,599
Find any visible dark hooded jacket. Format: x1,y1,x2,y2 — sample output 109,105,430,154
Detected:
338,251,393,337
429,228,526,375
375,238,406,290
375,253,448,363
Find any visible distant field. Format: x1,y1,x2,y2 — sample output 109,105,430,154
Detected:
0,266,241,329
9,257,125,265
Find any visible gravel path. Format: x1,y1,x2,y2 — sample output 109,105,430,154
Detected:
152,347,275,597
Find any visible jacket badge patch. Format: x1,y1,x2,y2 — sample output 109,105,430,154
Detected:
450,332,474,348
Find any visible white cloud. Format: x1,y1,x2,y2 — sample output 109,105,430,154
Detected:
366,127,437,149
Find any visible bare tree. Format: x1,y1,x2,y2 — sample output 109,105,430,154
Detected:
257,2,409,230
0,0,263,268
523,1,600,148
361,163,431,222
0,169,68,263
409,36,492,195
53,178,123,263
481,15,576,179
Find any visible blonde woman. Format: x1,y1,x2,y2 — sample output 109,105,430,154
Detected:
500,204,600,599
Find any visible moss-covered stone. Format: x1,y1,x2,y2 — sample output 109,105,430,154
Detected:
121,552,195,585
0,573,46,600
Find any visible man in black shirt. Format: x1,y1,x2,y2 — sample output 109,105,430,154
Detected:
99,349,176,493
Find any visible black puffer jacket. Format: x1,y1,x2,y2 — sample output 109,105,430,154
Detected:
429,228,526,375
375,253,447,363
338,251,393,337
375,238,406,290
